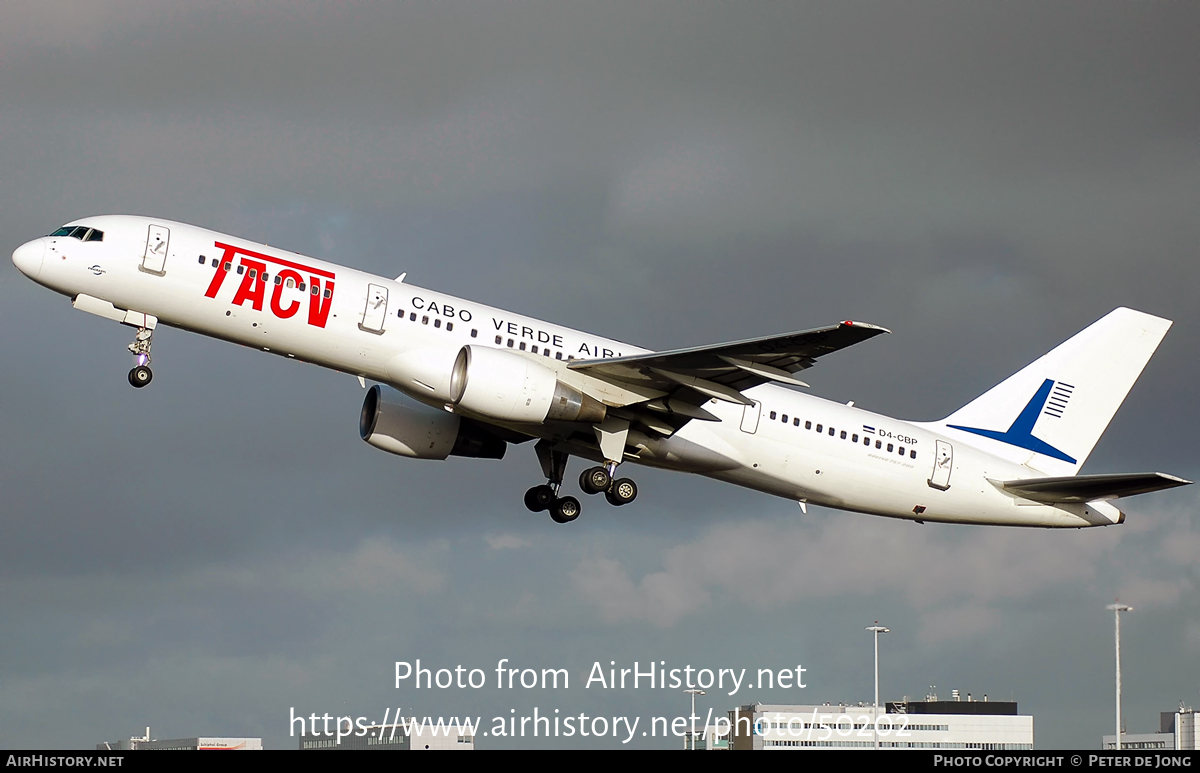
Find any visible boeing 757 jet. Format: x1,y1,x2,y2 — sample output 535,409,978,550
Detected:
12,216,1190,526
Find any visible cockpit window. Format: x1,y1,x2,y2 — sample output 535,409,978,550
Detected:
48,226,103,241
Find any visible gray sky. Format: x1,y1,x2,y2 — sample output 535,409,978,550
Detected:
1,1,1197,749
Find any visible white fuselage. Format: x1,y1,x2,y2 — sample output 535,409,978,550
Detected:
13,215,1123,528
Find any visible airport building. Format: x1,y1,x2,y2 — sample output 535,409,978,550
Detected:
684,725,731,750
727,693,1033,750
1101,706,1198,751
298,721,475,750
97,728,261,750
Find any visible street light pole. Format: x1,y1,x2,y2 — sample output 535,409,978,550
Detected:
684,689,705,750
1106,602,1132,750
867,622,890,750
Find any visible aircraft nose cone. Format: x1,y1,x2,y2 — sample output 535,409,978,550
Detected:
12,239,44,280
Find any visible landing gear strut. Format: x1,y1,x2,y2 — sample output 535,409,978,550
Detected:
526,440,581,523
127,327,154,388
584,418,638,506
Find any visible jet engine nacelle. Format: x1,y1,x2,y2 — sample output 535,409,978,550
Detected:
450,345,607,424
384,347,459,404
360,385,505,460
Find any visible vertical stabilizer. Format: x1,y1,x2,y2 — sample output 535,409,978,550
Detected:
932,308,1171,476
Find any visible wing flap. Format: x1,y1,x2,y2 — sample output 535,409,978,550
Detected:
569,320,889,398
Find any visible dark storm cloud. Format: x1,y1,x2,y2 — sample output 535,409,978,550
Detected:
1,1,1197,749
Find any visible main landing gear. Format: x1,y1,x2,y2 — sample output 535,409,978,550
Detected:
524,439,639,524
126,327,154,388
578,463,638,507
524,441,581,524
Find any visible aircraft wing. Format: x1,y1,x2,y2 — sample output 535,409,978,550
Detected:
996,472,1192,503
568,321,889,427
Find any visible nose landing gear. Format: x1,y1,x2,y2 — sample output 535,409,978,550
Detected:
127,327,154,388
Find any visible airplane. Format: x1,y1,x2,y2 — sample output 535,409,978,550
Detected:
11,215,1191,527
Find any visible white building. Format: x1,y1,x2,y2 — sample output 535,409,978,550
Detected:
685,725,730,750
97,728,261,750
1102,706,1198,751
298,721,475,750
728,697,1033,750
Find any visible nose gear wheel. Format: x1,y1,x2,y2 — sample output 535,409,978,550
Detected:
126,327,154,388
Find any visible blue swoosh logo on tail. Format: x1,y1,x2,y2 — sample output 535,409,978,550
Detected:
948,379,1077,464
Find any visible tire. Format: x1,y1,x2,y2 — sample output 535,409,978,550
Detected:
524,485,555,513
551,496,581,523
605,478,638,506
579,466,611,495
129,366,153,388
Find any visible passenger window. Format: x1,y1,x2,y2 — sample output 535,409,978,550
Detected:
225,262,232,272
237,265,245,274
471,329,478,338
299,283,306,292
828,427,835,436
781,414,788,423
262,273,269,282
769,411,777,420
910,450,917,459
248,269,257,279
875,440,882,449
434,318,441,328
815,424,822,433
805,421,811,430
286,277,295,288
495,335,503,344
519,342,526,351
840,430,847,439
212,258,219,268
198,256,205,265
507,339,514,348
275,276,283,285
793,418,800,427
531,345,538,354
864,437,870,446
556,352,563,360
447,322,453,332
422,316,429,325
887,443,894,452
852,434,858,442
898,446,905,455
311,285,319,296
398,310,405,318
323,287,331,299
410,313,416,321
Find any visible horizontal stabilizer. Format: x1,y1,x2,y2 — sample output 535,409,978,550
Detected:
995,472,1191,503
